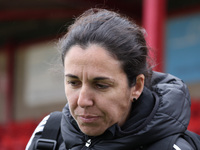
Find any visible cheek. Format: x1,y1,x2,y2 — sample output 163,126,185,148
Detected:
108,87,131,106
100,90,131,115
65,88,78,112
110,89,132,111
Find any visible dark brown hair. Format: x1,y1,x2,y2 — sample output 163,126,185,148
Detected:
59,8,152,87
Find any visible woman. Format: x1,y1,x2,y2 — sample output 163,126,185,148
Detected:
26,8,197,150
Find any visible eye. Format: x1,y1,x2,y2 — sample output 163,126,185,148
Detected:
95,83,109,89
67,80,81,87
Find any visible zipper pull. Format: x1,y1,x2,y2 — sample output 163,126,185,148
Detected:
85,139,91,147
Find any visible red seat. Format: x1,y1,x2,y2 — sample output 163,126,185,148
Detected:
0,120,38,150
188,101,200,134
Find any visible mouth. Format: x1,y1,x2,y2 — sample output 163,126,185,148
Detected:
78,115,100,123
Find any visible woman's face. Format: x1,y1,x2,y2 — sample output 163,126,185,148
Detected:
64,44,143,136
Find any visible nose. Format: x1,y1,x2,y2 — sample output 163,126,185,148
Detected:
77,85,94,108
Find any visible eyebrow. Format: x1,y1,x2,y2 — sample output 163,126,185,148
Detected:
65,74,79,79
93,77,113,81
65,74,114,82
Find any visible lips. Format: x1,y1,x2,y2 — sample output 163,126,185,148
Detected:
78,115,100,123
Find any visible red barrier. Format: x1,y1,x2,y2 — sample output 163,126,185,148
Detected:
188,100,200,134
0,121,38,150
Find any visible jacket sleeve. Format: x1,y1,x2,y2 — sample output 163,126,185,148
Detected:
173,137,194,150
25,115,50,150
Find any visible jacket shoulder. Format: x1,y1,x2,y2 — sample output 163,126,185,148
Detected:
174,137,194,150
146,133,195,150
26,111,63,150
25,115,49,150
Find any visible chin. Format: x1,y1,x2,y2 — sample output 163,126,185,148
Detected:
81,127,105,136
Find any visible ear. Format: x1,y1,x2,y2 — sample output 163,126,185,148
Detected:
131,74,145,102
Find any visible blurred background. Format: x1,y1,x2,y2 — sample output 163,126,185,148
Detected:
0,0,200,149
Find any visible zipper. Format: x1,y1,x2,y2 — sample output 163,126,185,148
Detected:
83,136,103,149
81,135,92,150
85,139,92,147
80,139,91,150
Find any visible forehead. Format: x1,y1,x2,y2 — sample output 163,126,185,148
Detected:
64,44,124,77
66,44,113,60
65,44,118,65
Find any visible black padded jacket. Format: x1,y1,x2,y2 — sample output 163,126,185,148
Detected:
26,72,196,150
